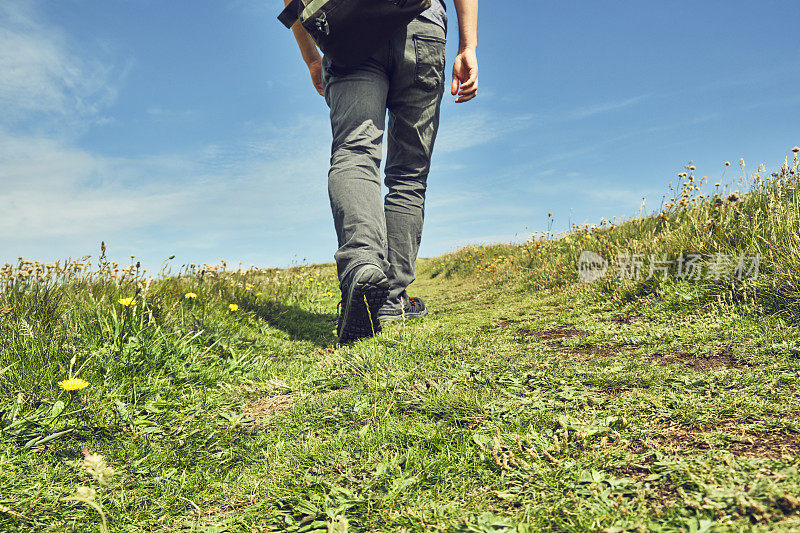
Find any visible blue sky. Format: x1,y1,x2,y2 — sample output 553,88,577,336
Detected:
1,0,799,272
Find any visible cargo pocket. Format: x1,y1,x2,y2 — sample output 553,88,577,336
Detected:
413,34,446,92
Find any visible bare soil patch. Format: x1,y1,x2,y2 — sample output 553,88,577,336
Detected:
565,345,623,357
724,431,800,458
242,394,294,423
654,424,800,458
517,325,628,358
651,345,749,371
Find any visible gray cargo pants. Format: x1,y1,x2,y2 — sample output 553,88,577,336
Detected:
322,18,446,317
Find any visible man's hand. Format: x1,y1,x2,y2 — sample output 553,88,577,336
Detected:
308,59,324,97
451,48,478,103
284,0,323,96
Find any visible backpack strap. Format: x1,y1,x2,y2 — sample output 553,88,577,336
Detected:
278,0,304,28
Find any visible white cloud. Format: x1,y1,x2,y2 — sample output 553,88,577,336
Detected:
0,116,333,246
434,110,536,154
0,127,198,238
0,1,121,128
0,1,335,265
563,95,649,121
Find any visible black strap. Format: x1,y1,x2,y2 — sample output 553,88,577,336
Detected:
278,0,304,28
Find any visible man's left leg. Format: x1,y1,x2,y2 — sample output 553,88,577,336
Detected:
379,19,446,321
322,50,393,342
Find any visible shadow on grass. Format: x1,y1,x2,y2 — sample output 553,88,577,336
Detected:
242,299,338,347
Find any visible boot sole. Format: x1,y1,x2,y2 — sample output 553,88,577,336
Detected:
338,265,389,343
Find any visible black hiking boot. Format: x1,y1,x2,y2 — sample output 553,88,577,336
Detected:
336,264,389,343
378,294,428,323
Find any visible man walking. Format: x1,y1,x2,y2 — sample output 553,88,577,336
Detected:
284,0,479,342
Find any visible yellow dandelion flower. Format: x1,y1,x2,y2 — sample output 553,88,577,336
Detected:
228,304,239,312
184,292,197,299
255,292,262,297
118,297,134,307
793,147,799,153
724,161,730,166
58,378,89,391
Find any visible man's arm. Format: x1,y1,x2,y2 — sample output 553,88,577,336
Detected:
283,0,324,96
452,0,478,103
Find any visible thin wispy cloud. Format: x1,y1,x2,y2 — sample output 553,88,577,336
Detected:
0,1,121,130
0,128,197,238
0,118,332,240
0,0,335,266
562,95,649,121
435,110,536,154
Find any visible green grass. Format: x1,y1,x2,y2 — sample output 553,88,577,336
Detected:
2,150,800,531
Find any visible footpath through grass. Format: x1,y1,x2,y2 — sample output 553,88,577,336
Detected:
2,151,800,531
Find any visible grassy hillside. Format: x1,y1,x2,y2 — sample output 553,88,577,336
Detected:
1,149,799,532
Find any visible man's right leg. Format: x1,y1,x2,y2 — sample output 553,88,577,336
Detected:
323,55,392,341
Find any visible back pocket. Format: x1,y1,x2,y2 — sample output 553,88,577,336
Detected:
413,34,446,92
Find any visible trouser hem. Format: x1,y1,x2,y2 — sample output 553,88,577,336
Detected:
339,259,386,287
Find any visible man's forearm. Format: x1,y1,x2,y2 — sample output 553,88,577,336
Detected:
283,0,321,65
453,0,478,51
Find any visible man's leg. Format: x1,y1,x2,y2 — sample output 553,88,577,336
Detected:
323,55,391,285
323,52,395,342
380,19,446,318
